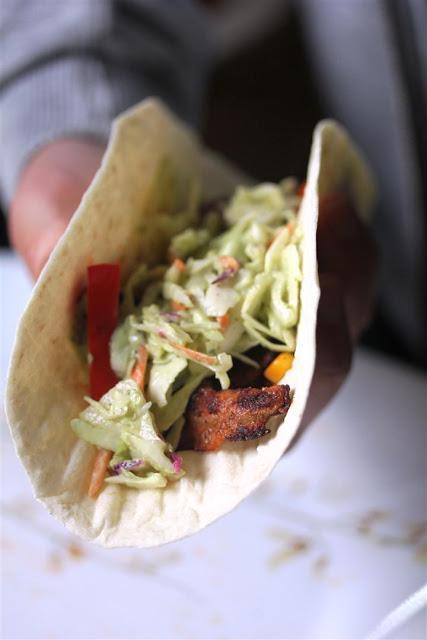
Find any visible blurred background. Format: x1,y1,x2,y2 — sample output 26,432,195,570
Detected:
1,0,426,368
1,1,426,638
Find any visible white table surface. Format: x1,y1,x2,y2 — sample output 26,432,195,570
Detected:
1,250,426,640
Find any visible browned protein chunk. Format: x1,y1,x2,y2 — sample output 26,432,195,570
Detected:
182,384,291,451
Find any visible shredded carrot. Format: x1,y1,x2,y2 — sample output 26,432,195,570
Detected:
88,449,113,498
267,226,284,248
131,344,148,390
297,181,306,197
172,258,186,272
217,314,230,333
219,255,240,272
88,344,148,498
267,222,295,248
171,300,187,312
264,352,294,384
167,341,217,366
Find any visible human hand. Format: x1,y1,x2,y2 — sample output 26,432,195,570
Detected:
9,139,106,279
298,192,378,437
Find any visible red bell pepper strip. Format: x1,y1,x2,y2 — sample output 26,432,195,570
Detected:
86,263,120,498
87,263,121,401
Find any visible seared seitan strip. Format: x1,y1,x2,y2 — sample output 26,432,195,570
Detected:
182,383,291,451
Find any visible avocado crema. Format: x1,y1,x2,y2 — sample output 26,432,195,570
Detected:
71,179,303,489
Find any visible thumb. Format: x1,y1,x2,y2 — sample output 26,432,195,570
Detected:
9,139,105,279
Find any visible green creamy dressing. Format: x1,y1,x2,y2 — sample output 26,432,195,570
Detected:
71,179,303,489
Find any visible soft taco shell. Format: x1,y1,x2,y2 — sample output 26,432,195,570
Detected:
6,99,374,547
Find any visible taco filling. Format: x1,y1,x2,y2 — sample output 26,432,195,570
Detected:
71,178,303,495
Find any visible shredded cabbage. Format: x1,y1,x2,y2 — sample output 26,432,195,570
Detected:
170,228,210,259
152,369,208,432
74,179,303,491
148,356,187,407
71,380,184,488
105,471,167,489
165,417,185,451
111,179,302,424
203,283,239,316
110,316,142,378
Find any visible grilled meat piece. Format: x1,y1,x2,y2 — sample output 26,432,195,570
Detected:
182,383,291,451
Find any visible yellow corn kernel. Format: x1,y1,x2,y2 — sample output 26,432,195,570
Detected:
264,352,294,383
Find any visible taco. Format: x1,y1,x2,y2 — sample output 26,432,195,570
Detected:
6,99,374,547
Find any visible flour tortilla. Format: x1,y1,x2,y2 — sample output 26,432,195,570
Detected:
6,99,374,547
